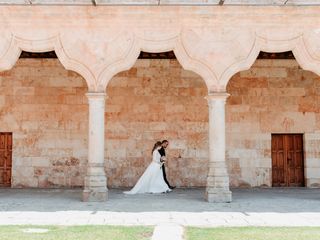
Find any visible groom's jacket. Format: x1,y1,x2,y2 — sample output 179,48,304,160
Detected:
158,147,166,157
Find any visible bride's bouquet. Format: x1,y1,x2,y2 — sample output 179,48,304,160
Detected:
160,156,167,168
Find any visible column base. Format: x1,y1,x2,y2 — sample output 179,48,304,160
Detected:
82,189,108,202
82,171,107,202
205,189,232,203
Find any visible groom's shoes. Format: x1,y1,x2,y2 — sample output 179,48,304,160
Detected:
169,186,176,190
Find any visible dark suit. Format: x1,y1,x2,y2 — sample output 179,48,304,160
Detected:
158,147,173,189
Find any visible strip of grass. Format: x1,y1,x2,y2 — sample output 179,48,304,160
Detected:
0,225,153,240
186,227,320,240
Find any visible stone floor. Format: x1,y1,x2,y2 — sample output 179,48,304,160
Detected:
0,188,320,227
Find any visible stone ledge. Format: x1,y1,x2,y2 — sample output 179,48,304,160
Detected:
1,0,320,5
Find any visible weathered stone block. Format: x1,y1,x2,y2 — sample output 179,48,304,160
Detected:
31,157,50,167
306,168,320,178
306,178,320,188
205,189,232,203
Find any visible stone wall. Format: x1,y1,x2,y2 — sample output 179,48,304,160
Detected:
0,58,209,188
0,59,88,188
106,59,208,187
227,59,320,187
1,58,320,188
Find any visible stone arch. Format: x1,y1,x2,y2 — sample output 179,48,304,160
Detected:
0,47,89,188
0,33,96,91
222,30,320,189
105,53,209,189
225,51,320,188
220,30,320,89
97,33,213,92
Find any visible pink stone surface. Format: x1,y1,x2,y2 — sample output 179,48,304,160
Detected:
1,57,320,188
1,6,320,93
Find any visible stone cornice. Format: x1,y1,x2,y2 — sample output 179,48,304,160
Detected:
1,0,320,6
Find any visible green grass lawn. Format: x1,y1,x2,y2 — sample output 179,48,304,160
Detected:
186,227,320,240
0,225,153,240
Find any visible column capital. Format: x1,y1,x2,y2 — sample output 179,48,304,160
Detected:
86,92,107,100
205,92,230,102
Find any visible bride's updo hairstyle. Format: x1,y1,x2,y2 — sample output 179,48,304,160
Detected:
151,141,162,154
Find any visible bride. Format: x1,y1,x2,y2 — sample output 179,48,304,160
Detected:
124,141,171,194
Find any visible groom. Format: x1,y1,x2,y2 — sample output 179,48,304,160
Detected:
158,140,176,190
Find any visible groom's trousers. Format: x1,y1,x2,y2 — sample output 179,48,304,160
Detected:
162,165,173,188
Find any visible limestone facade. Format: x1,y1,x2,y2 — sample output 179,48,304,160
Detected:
1,5,320,202
227,60,320,188
2,58,320,190
0,59,88,188
1,58,209,189
106,59,208,188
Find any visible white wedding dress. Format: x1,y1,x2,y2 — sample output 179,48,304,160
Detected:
124,147,171,194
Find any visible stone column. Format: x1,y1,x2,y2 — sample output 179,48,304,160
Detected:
82,92,107,202
205,93,232,203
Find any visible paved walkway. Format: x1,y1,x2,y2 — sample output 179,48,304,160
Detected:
0,188,320,227
152,223,184,240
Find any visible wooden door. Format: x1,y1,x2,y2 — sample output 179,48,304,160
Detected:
272,134,304,187
0,133,12,187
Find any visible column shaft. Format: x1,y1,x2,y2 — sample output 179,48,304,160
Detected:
82,92,107,202
205,93,232,203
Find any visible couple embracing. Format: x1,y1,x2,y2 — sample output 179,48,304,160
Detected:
124,140,175,194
